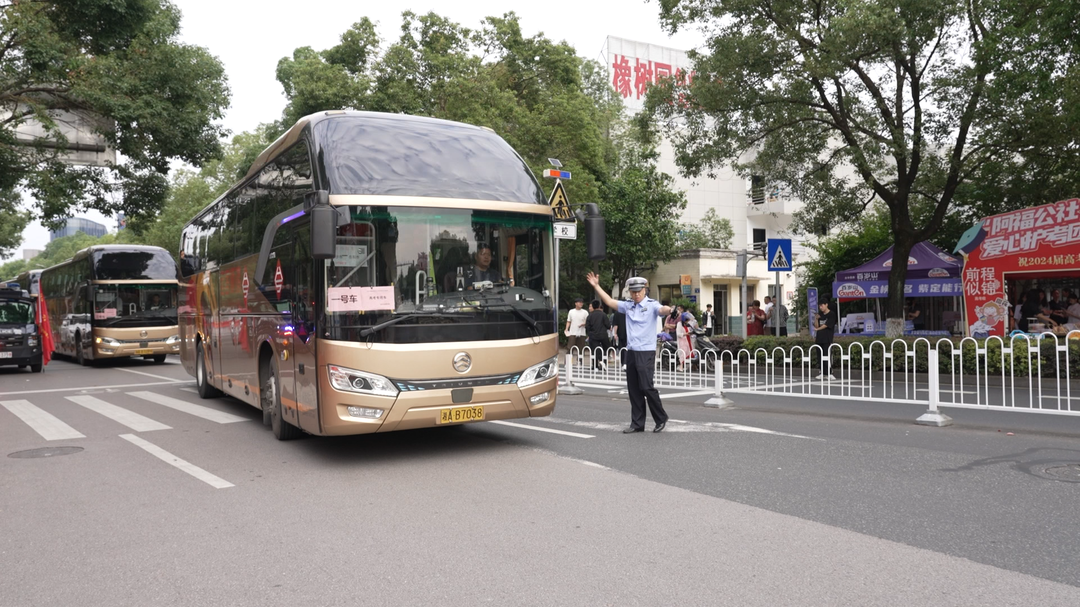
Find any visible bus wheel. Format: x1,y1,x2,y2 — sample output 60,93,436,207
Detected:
196,344,221,399
263,361,301,441
151,355,167,364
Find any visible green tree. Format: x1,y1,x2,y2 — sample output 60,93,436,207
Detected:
677,208,733,250
594,142,687,296
0,257,28,280
0,189,30,258
649,0,1080,336
0,0,230,241
131,126,279,256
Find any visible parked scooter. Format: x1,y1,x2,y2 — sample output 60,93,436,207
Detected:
658,328,717,372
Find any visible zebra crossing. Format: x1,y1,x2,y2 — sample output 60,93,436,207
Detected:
1,389,251,442
2,387,253,490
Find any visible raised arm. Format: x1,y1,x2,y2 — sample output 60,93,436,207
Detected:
585,272,619,311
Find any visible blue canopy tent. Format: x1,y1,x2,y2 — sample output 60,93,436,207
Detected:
831,241,963,335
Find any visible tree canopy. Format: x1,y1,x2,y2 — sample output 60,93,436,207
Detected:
0,0,230,239
677,208,733,250
648,0,1080,334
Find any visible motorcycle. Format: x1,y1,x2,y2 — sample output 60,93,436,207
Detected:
658,328,717,372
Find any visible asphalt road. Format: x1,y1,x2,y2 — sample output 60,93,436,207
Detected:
2,356,1079,606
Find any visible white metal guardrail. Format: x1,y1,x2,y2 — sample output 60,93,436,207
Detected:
560,331,1080,425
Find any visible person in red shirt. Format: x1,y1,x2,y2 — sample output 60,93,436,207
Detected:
746,300,767,336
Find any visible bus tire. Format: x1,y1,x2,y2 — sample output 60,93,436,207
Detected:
30,363,43,373
264,360,301,441
196,344,221,399
151,355,167,364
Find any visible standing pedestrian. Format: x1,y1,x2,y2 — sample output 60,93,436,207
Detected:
664,304,680,339
585,299,611,370
762,296,774,334
771,300,789,337
814,299,837,380
565,298,588,364
586,273,671,433
703,304,717,337
746,300,766,336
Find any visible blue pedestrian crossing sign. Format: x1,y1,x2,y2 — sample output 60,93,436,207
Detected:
766,238,793,271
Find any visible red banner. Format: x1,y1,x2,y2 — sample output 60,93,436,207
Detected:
957,198,1080,337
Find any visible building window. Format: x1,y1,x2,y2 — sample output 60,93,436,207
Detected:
658,284,680,304
752,228,767,249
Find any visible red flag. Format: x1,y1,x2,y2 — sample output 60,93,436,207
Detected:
37,295,54,366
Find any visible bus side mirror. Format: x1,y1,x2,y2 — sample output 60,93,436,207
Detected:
307,190,337,260
583,203,606,261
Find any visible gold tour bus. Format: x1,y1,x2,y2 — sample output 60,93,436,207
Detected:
178,110,603,440
40,245,181,365
12,269,42,297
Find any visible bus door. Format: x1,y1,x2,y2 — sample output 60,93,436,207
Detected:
290,222,319,434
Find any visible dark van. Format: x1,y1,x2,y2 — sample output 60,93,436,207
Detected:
0,284,43,373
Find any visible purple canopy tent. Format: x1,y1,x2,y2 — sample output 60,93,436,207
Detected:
832,241,963,299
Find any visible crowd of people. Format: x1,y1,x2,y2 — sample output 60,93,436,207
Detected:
1012,288,1080,333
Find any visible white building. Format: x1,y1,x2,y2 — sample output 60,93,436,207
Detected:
605,36,805,333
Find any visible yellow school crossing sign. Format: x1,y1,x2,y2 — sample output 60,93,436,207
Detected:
548,180,574,221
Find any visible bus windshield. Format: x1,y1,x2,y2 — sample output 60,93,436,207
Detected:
92,250,178,280
323,206,555,344
93,284,178,326
313,116,545,204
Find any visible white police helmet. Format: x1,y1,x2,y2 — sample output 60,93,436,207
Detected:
625,277,649,292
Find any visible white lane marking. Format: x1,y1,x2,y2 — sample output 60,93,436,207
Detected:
487,420,595,438
65,395,171,432
115,368,184,382
179,387,198,394
119,434,234,489
669,418,819,439
0,380,194,397
127,391,249,424
661,390,716,399
0,400,86,441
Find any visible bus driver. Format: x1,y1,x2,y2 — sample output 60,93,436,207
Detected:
466,242,502,287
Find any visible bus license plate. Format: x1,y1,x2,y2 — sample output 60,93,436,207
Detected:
0,352,11,358
135,349,153,355
439,406,484,424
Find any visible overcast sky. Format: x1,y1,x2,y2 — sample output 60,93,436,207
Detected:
8,0,704,261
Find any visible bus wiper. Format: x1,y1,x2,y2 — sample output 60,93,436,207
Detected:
475,301,539,334
358,312,450,337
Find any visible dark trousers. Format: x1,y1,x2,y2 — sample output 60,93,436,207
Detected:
587,337,610,369
626,350,667,429
814,341,832,375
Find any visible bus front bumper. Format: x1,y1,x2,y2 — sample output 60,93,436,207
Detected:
318,375,559,436
95,339,181,358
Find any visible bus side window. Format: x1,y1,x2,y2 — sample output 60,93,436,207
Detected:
263,224,292,314
293,221,314,341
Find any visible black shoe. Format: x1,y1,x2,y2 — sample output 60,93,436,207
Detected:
653,422,666,433
622,426,644,434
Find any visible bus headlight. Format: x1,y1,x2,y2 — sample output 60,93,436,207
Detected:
327,365,399,397
27,335,38,347
95,336,120,347
166,335,180,345
518,356,558,388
